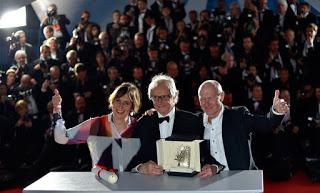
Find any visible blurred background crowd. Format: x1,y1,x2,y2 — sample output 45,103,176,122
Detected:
0,0,320,186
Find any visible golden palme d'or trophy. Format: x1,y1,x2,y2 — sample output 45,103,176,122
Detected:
175,145,191,168
157,137,203,177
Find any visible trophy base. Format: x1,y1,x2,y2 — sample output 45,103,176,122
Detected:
167,171,198,177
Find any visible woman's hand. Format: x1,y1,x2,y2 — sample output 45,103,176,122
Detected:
52,89,62,113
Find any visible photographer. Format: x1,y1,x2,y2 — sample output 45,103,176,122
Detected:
73,10,100,45
5,69,18,95
13,100,42,168
43,26,54,45
10,50,33,80
261,38,289,84
153,26,175,63
0,83,15,120
303,84,320,157
45,37,66,64
131,32,148,64
117,14,135,46
8,30,35,65
176,38,196,77
41,4,70,49
13,74,40,119
66,33,97,73
39,66,61,114
33,45,59,84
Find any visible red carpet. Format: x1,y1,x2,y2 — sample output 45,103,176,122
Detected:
264,170,320,193
1,171,320,193
0,188,22,193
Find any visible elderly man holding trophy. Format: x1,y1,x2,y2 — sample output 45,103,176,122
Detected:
126,74,222,177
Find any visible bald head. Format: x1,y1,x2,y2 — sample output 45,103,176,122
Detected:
198,80,225,120
198,80,224,97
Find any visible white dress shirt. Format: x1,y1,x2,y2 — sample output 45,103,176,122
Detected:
146,25,156,45
290,4,297,15
203,105,229,170
138,10,146,33
158,107,175,139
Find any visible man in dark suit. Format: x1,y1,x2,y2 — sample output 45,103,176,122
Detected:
297,2,318,33
8,30,35,65
197,80,288,170
41,4,70,49
127,74,221,177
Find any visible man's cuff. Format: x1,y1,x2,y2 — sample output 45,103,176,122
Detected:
212,164,225,174
271,106,285,115
52,113,62,127
131,164,142,173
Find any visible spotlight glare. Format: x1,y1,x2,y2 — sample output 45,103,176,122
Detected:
0,7,26,28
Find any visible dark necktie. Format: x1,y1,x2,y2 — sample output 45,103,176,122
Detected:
158,116,169,124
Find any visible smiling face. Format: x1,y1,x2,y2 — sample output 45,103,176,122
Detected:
151,83,176,116
199,83,224,120
111,93,133,120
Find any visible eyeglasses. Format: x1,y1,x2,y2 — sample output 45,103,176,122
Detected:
151,95,171,102
113,98,132,108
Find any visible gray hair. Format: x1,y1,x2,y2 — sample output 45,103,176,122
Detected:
14,50,26,59
221,52,234,62
40,44,50,53
148,74,179,104
198,80,224,97
47,36,57,44
14,30,25,39
278,0,288,11
66,50,77,61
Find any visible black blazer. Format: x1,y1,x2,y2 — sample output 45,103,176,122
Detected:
208,106,283,170
126,109,206,170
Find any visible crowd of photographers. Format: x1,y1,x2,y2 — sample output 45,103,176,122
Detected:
1,0,320,183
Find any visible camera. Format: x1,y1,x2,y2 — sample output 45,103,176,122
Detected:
47,8,57,18
6,33,18,43
40,60,48,69
18,89,33,98
80,17,87,24
44,73,51,80
6,33,19,48
6,95,15,102
270,58,281,68
22,114,30,122
307,117,320,129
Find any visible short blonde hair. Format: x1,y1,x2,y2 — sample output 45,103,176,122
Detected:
15,100,28,111
307,23,318,32
6,68,16,75
108,82,141,113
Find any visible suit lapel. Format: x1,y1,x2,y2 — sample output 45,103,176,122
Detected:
172,109,179,135
151,114,161,140
222,107,233,167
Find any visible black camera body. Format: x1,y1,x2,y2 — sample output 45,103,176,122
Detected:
44,73,51,81
47,10,57,18
270,58,281,68
6,33,19,48
40,60,48,69
307,117,320,129
18,89,33,98
22,114,30,122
